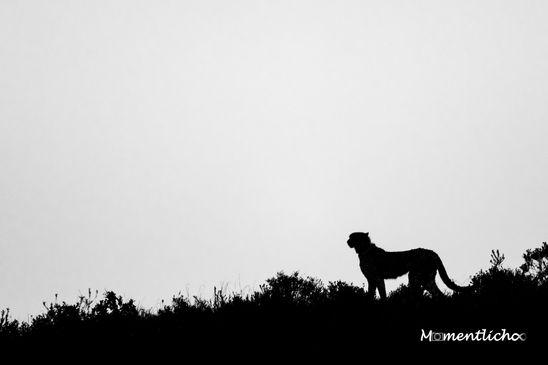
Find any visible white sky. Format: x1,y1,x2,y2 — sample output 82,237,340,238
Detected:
1,0,547,320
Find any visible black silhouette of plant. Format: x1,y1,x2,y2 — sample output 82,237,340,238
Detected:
489,249,506,271
0,309,21,338
253,271,325,307
521,242,548,283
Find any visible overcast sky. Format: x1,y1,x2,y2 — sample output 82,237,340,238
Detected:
1,0,547,320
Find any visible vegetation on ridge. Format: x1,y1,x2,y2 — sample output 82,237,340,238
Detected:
1,243,547,346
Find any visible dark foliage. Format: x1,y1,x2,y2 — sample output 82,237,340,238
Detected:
1,243,547,351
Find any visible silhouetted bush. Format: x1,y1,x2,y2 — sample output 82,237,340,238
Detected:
521,242,548,284
0,309,22,339
253,271,326,307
